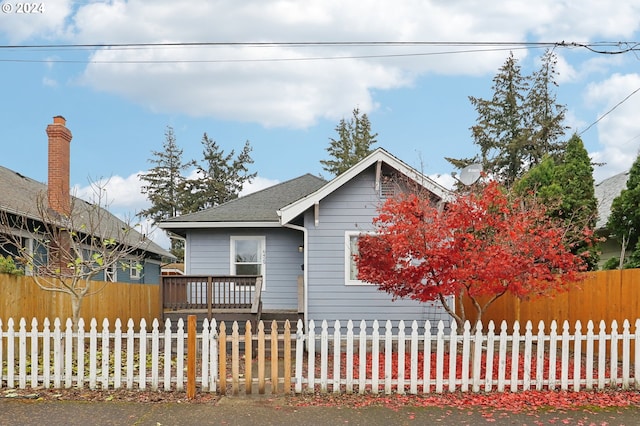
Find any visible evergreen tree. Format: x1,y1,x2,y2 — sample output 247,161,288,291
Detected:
321,107,378,176
607,152,640,268
182,135,256,213
139,126,193,223
448,50,567,188
525,50,568,164
138,126,194,259
516,134,599,269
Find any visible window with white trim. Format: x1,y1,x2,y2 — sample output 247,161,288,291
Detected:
129,260,141,280
105,263,117,282
345,231,371,286
230,236,265,287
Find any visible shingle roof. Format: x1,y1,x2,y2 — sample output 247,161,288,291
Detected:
0,164,173,259
164,173,327,223
595,171,629,229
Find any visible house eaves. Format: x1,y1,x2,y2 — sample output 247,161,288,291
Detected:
277,148,453,225
159,173,327,234
160,221,282,230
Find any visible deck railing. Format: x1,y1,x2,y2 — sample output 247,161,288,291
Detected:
160,275,263,318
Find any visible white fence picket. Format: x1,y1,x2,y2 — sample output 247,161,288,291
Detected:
573,321,583,391
332,320,341,393
7,318,15,389
371,320,380,394
30,318,38,388
114,319,122,389
585,320,594,390
101,319,110,390
53,318,62,389
423,320,432,394
151,319,160,391
89,319,97,389
358,320,367,394
2,316,640,396
126,318,135,389
345,320,353,393
397,320,406,395
18,318,26,389
320,320,328,393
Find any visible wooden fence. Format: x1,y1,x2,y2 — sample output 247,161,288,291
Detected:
460,269,640,329
2,317,640,395
0,275,159,326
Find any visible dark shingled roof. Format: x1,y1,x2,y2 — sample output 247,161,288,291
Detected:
595,171,629,229
165,174,327,223
0,164,173,258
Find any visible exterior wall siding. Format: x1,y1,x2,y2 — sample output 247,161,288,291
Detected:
186,227,303,310
304,167,451,332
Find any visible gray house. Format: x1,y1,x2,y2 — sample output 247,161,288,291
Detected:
160,148,453,331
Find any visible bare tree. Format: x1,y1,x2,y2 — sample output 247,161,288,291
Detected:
0,181,150,328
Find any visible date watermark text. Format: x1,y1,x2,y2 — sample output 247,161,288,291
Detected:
1,3,45,13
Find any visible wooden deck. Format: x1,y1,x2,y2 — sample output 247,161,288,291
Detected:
160,275,302,332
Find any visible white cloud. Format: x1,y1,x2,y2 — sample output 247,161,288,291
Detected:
73,173,149,214
240,176,280,196
0,0,72,42
44,0,635,129
584,73,640,181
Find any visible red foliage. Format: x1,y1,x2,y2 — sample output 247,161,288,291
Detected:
356,181,589,322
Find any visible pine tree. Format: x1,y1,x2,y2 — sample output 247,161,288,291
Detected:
138,127,194,260
525,50,568,165
320,108,378,176
139,126,193,224
448,50,567,188
182,134,256,213
607,152,640,268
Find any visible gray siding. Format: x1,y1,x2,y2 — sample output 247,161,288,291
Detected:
186,228,303,310
305,167,450,332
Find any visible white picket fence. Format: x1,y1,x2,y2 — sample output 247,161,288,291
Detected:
1,317,639,395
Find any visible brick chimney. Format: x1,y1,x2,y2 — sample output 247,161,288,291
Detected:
46,116,72,216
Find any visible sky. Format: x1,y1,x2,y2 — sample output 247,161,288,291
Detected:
2,1,640,249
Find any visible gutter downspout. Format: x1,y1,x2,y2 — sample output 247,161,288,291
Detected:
282,223,308,328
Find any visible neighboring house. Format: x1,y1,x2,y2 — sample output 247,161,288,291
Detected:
595,170,630,267
160,148,453,331
0,116,173,283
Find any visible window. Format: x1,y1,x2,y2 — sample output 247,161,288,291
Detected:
105,263,117,282
129,260,141,280
345,231,370,286
230,236,265,287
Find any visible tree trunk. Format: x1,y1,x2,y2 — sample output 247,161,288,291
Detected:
71,294,83,331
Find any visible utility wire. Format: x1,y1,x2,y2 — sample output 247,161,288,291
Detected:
0,40,635,65
0,46,539,64
579,86,640,136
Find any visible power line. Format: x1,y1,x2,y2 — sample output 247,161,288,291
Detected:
0,40,563,50
0,46,539,65
0,40,635,65
579,86,640,136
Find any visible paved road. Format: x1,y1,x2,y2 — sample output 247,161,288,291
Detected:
1,395,639,425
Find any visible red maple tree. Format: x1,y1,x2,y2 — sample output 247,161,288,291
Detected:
356,180,590,328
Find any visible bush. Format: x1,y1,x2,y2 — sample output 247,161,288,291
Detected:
0,254,24,276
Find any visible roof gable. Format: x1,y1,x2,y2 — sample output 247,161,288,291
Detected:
277,148,452,224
